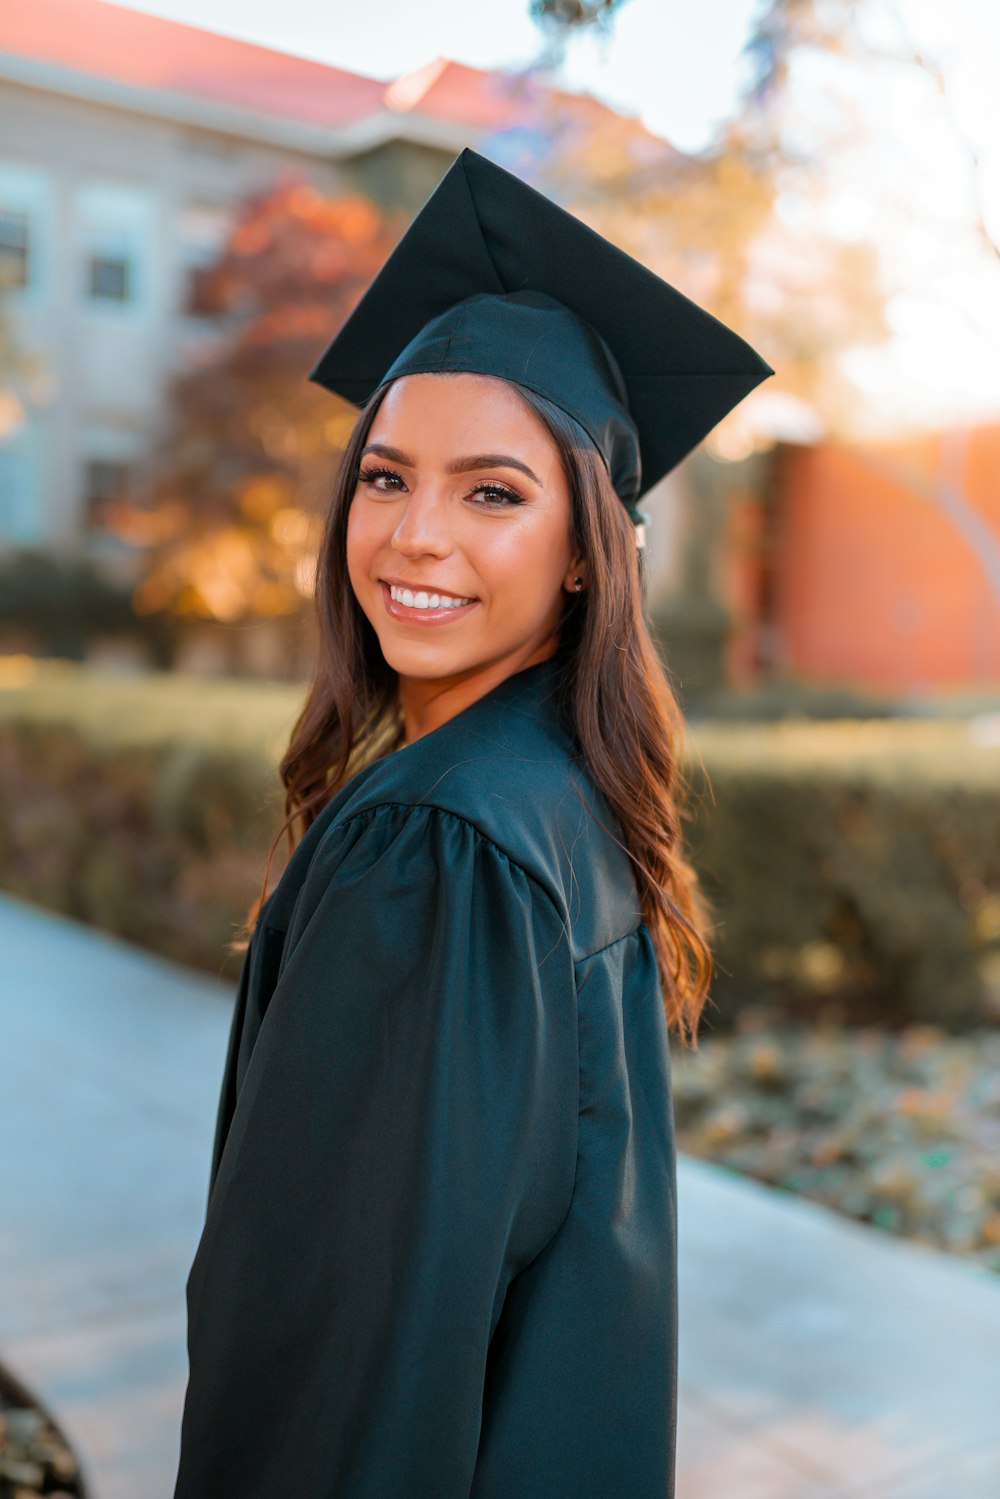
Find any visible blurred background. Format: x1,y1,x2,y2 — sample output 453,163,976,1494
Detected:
1,2,999,1496
3,0,1000,691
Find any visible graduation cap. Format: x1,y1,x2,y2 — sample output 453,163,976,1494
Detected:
308,147,773,524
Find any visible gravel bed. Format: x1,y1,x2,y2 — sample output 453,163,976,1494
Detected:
672,1008,1000,1275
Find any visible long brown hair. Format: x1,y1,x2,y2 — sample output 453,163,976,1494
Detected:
236,376,714,1050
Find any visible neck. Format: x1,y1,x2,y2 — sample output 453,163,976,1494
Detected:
397,637,558,745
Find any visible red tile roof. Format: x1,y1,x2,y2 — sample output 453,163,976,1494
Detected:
0,0,666,149
384,57,545,132
0,0,385,127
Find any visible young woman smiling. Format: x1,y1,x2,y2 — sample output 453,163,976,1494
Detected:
172,149,772,1499
348,370,584,741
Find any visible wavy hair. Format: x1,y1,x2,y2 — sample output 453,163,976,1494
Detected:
235,376,714,1050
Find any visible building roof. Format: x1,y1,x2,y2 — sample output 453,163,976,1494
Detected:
384,57,545,133
0,0,385,128
0,0,670,164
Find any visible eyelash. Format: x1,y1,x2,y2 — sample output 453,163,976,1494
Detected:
356,464,526,508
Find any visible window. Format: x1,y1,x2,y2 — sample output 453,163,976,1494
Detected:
87,250,131,303
177,198,234,320
0,208,30,290
76,181,156,318
0,161,55,307
178,199,234,269
79,427,145,547
82,456,131,532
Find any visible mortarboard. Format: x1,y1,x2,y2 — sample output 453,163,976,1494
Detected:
308,147,773,523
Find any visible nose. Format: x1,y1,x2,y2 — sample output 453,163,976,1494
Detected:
390,485,454,561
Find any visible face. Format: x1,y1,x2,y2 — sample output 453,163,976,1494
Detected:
346,371,585,696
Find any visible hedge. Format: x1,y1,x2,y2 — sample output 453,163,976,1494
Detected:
684,715,1000,1028
0,656,298,976
1,656,998,1026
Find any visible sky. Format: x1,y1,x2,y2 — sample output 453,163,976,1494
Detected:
105,0,1000,168
111,0,764,154
105,0,1000,434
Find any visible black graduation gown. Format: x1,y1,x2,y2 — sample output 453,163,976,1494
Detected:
172,656,678,1498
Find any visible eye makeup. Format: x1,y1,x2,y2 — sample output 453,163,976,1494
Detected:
356,465,527,507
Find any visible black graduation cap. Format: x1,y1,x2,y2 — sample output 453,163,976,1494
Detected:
308,147,773,515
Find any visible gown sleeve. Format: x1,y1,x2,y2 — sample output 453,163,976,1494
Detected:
172,801,579,1499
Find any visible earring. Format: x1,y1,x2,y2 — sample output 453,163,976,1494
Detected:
573,576,584,592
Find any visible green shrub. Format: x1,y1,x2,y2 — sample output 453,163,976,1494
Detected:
1,658,998,1026
684,716,1000,1030
0,548,174,662
0,658,300,973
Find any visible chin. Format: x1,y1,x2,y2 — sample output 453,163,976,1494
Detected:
374,635,478,681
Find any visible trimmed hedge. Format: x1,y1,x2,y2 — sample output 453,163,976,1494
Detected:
0,657,300,976
683,716,1000,1029
1,656,998,1026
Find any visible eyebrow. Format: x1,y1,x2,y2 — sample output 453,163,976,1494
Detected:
360,442,542,487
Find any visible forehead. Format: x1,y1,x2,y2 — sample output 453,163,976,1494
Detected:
370,372,557,459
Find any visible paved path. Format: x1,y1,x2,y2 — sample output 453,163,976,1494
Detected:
2,892,999,1499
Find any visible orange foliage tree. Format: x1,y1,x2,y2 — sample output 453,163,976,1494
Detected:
123,173,401,629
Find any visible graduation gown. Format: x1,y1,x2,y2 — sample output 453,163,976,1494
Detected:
172,655,679,1498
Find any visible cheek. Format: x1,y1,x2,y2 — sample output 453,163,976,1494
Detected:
345,497,379,587
477,514,570,612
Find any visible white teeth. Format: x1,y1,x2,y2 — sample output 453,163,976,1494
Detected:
389,584,472,610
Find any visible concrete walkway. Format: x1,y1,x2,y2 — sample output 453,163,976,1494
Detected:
2,892,999,1499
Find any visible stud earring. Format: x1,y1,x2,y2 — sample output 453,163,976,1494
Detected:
573,576,584,592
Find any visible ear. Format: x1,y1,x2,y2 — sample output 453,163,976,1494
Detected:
562,551,588,594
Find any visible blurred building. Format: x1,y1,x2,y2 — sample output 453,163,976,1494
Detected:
10,4,991,693
0,0,604,563
735,427,1000,691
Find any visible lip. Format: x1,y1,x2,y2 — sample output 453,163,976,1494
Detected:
379,580,479,625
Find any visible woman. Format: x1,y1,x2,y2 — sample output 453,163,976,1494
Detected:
172,149,772,1499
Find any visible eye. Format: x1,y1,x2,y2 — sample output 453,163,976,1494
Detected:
469,482,526,508
356,467,525,507
357,464,406,493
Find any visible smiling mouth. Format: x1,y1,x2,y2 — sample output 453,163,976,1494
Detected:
380,581,479,623
387,583,476,610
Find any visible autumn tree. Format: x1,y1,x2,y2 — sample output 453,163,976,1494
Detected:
121,173,401,641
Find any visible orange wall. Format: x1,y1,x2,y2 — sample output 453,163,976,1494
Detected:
721,486,769,687
771,428,1000,690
